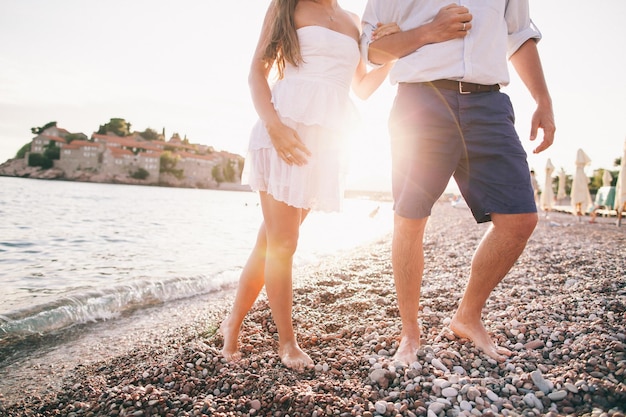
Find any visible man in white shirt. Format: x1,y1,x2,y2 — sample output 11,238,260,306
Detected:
362,1,555,363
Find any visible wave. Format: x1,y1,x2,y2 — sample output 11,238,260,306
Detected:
0,271,239,362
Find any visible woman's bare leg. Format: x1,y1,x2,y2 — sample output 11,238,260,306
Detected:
259,192,312,371
220,224,268,361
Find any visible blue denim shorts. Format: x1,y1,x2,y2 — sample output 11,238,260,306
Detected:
388,83,537,223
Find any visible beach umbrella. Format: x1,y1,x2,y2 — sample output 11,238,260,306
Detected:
570,148,593,215
540,158,555,211
602,170,613,187
556,168,567,201
614,139,626,219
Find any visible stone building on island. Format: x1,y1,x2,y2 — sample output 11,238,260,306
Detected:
3,125,245,189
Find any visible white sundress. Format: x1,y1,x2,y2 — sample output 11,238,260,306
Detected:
242,25,360,212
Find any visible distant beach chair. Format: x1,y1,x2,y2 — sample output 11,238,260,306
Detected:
589,186,616,224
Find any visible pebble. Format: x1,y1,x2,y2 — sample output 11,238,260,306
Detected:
525,340,545,350
428,402,446,414
431,358,449,373
375,400,388,414
548,390,568,401
442,387,458,397
250,399,261,410
523,392,544,411
486,389,499,402
467,387,481,402
531,370,553,394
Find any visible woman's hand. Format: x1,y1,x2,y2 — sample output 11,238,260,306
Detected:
266,121,311,166
372,22,401,41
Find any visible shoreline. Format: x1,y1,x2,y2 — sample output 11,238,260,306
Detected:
1,204,625,416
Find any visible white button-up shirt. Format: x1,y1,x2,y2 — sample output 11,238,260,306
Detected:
361,0,542,86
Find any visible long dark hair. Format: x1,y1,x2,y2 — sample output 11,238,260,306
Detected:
263,0,302,78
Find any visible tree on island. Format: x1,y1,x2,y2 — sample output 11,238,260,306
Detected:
131,167,150,180
16,142,31,159
27,141,59,169
160,151,184,180
31,121,57,135
212,158,242,185
139,128,161,141
97,118,131,137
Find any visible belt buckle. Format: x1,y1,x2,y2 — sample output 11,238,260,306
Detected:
458,82,471,95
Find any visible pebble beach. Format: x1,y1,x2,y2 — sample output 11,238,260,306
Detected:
1,203,624,416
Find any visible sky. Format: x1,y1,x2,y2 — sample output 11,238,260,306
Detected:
1,0,625,192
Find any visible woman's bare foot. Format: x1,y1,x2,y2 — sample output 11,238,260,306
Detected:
278,341,313,372
219,319,242,362
392,331,421,365
449,314,511,362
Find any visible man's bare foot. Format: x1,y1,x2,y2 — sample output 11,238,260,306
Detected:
219,319,242,362
392,333,421,365
449,314,511,362
278,341,313,372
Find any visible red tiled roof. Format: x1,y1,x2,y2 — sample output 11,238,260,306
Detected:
178,151,219,161
106,146,134,157
137,151,162,158
93,133,165,152
62,140,100,150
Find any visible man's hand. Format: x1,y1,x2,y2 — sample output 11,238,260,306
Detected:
367,3,473,65
509,39,556,154
427,3,473,43
530,101,556,154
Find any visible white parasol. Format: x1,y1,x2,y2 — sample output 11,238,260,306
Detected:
570,148,593,215
556,168,567,201
540,158,555,211
602,170,613,187
614,138,626,218
602,169,613,187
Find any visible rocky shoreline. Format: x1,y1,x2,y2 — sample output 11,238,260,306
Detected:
0,158,251,191
1,204,624,416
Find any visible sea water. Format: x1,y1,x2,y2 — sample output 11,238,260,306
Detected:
0,176,392,365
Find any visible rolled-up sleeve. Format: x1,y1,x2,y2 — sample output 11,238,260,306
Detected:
360,1,382,66
505,0,542,59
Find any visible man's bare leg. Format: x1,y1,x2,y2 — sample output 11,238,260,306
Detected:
392,214,428,365
450,212,537,361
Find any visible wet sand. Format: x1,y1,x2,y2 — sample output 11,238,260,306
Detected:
1,203,624,416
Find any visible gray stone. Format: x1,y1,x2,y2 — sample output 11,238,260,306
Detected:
548,390,568,401
531,370,553,394
375,400,387,414
459,400,472,411
428,401,446,414
431,358,450,373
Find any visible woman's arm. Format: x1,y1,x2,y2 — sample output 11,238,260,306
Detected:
248,3,310,165
351,22,398,100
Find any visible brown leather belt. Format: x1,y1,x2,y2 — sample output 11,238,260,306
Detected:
425,79,500,94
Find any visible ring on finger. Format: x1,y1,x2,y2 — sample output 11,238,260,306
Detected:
462,22,466,31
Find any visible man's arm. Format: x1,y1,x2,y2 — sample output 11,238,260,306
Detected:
368,4,472,65
509,39,555,154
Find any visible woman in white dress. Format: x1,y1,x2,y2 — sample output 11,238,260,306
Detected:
219,0,398,371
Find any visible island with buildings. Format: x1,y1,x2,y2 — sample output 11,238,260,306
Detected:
0,120,248,190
